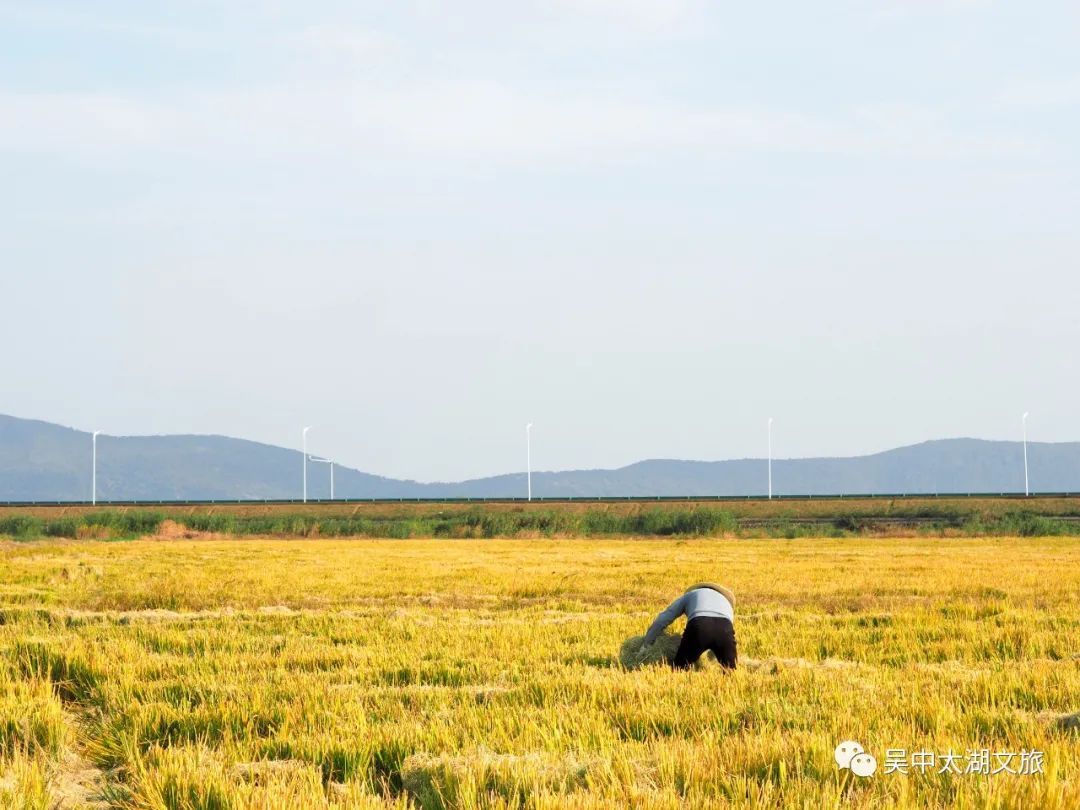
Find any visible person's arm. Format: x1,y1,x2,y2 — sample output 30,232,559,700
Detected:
643,594,687,646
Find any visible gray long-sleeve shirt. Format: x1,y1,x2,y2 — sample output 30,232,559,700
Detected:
643,587,735,645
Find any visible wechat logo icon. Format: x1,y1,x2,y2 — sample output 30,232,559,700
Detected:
835,740,877,778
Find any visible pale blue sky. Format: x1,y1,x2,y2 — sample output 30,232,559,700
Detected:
2,1,1078,480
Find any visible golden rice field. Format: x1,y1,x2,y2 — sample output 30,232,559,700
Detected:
1,535,1078,809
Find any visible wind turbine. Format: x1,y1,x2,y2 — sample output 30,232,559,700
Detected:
302,426,312,503
1022,412,1030,497
526,423,533,502
92,431,101,505
767,417,773,499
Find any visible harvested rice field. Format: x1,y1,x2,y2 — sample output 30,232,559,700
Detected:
1,536,1078,808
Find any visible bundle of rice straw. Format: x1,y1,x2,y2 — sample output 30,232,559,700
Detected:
619,633,721,669
619,632,681,669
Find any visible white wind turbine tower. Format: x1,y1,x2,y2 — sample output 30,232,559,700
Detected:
92,431,101,505
302,426,312,503
768,417,773,499
1022,412,1030,497
526,423,533,502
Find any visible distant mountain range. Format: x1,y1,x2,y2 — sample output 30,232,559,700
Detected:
1,413,1077,501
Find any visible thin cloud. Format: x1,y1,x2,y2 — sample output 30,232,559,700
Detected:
545,0,704,32
998,76,1080,108
288,25,404,66
0,3,216,50
0,79,1038,166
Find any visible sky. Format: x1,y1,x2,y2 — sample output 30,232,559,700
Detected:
1,1,1078,482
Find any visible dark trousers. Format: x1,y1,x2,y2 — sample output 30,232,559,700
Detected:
673,616,737,670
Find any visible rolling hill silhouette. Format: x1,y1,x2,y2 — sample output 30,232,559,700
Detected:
1,413,1076,501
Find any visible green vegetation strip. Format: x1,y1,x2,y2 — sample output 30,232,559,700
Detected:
1,508,1078,540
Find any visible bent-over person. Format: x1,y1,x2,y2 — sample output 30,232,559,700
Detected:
642,583,736,669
